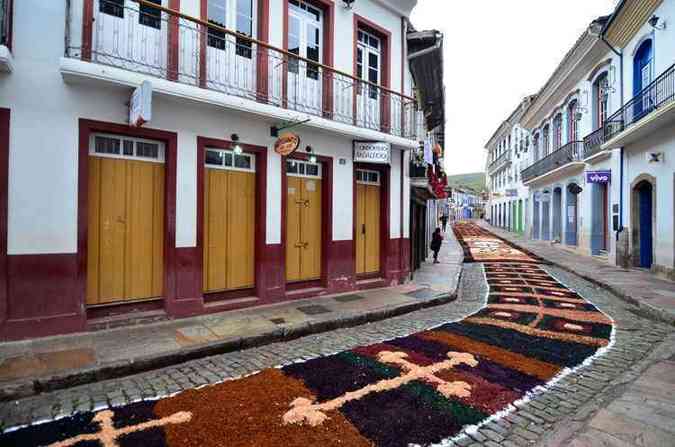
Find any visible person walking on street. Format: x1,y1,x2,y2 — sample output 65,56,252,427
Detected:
440,214,449,232
431,227,443,264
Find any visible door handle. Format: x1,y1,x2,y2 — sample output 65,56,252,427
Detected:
303,242,310,249
294,242,304,248
361,223,366,235
116,216,126,224
304,200,310,207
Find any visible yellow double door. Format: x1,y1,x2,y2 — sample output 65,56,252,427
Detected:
87,157,165,305
203,168,256,292
355,183,381,275
286,176,322,282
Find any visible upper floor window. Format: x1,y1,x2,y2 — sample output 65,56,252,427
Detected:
288,0,322,79
593,72,610,130
357,29,381,99
100,0,124,18
0,0,12,49
567,100,578,142
542,125,550,157
139,0,162,30
552,114,562,150
633,38,654,116
208,0,256,58
532,133,539,161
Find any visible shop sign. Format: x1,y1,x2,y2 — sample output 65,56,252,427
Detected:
353,141,391,164
274,132,301,156
505,189,518,197
585,170,611,184
129,80,152,127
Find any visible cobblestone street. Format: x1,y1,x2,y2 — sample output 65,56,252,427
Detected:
1,224,673,446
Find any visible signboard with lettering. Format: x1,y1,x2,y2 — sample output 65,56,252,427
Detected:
585,170,611,184
129,81,152,127
353,141,391,164
274,132,300,156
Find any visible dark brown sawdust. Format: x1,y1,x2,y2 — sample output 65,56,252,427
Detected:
154,368,374,447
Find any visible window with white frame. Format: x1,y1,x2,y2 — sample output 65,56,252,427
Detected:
357,29,381,99
207,0,256,58
90,134,165,163
356,169,380,185
286,159,322,178
205,148,255,172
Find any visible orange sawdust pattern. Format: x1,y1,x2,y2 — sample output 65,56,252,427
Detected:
153,368,374,447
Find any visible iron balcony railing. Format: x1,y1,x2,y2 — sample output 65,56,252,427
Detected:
488,149,511,173
582,127,606,159
604,63,675,142
0,0,10,47
68,0,420,139
521,141,583,183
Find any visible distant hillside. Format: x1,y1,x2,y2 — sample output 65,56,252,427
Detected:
446,172,486,193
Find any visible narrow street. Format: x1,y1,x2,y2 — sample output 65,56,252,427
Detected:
1,222,672,446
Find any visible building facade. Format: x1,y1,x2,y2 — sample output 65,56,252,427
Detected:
485,96,535,235
517,0,674,280
0,0,436,340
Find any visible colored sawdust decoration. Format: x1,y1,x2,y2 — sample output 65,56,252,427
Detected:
1,223,614,447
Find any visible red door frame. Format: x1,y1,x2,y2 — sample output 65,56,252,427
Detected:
77,119,202,318
281,0,335,116
196,136,268,301
0,109,9,325
353,161,390,280
353,14,392,133
280,151,333,292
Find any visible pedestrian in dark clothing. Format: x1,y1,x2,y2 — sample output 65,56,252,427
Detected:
431,228,443,264
440,215,449,232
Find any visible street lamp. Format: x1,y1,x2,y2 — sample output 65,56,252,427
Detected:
231,133,243,155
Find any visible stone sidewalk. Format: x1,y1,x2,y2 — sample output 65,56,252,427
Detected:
478,221,675,326
0,231,463,402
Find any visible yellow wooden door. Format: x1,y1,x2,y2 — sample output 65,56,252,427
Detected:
364,184,381,273
286,176,303,282
301,177,322,280
203,169,255,292
87,157,164,305
355,182,380,275
355,183,367,274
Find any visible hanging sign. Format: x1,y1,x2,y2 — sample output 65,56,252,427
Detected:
585,170,611,184
129,81,152,127
353,141,391,164
274,132,300,156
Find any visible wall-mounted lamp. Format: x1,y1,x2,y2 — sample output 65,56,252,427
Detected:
648,15,666,30
306,145,317,163
231,134,243,155
342,0,356,10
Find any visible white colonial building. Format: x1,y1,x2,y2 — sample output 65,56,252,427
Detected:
485,95,536,235
517,0,674,280
0,0,439,340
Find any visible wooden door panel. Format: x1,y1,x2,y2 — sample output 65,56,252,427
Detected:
301,178,322,280
97,158,127,304
286,176,303,282
355,183,366,275
86,157,102,305
227,171,255,289
365,184,381,273
151,165,165,298
204,169,229,292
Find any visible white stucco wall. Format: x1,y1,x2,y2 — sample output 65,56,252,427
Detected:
1,0,410,254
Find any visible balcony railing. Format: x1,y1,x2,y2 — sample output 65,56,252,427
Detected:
0,0,10,47
68,0,420,139
604,63,675,142
521,141,583,183
582,127,606,159
488,149,511,173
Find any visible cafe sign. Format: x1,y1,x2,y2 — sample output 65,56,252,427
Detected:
274,132,300,156
585,170,611,184
353,141,391,164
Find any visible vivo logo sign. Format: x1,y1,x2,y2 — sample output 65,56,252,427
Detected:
585,170,611,184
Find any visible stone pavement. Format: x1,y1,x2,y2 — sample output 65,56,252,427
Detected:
478,220,675,326
0,231,462,402
1,225,673,446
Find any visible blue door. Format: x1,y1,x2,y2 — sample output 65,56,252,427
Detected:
638,181,653,268
633,40,653,119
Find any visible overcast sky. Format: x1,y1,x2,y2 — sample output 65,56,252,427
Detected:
410,0,618,176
